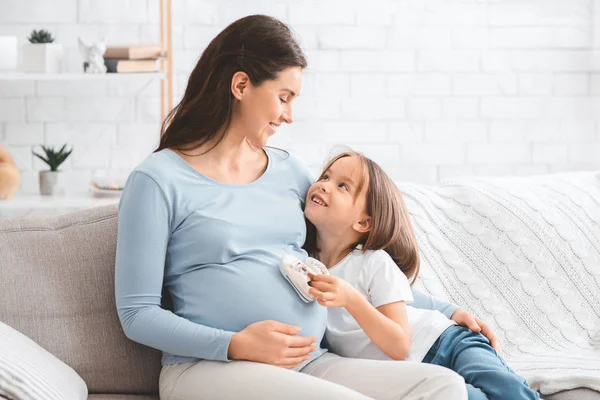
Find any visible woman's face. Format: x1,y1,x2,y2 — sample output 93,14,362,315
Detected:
235,66,302,147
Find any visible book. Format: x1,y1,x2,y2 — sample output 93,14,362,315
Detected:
104,58,159,73
104,44,162,60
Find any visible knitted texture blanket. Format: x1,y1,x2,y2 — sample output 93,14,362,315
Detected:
400,172,600,395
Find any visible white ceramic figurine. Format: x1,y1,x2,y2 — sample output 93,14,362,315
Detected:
78,37,107,74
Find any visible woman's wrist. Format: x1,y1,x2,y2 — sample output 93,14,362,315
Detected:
227,331,246,361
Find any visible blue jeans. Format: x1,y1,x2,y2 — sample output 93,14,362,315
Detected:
422,325,539,400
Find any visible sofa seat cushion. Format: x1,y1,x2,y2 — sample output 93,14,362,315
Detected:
546,388,600,400
0,205,161,394
88,396,159,400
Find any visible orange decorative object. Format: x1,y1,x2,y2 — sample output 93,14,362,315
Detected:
0,145,20,200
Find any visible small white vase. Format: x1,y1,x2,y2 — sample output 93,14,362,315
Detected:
0,36,17,71
23,43,64,73
39,171,65,196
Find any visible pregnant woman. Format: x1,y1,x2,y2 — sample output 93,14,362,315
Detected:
115,14,471,400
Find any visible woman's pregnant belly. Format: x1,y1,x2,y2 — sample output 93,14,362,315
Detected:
170,260,327,344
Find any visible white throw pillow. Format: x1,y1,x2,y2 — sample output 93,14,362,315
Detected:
0,322,87,400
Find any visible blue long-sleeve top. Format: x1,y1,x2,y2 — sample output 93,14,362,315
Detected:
115,148,458,366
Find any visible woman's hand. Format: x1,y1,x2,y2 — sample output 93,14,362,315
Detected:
228,320,317,369
308,274,360,308
451,308,501,351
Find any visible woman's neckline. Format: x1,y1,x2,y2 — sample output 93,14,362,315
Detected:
163,147,272,189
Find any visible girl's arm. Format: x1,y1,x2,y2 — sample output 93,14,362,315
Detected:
411,287,501,350
309,274,411,360
346,294,411,360
411,287,459,319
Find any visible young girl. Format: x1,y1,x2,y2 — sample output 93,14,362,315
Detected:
303,150,539,400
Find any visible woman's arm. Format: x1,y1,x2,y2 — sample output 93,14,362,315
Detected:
116,171,317,366
411,287,459,319
115,171,235,361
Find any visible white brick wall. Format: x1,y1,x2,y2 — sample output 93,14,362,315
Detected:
2,0,600,194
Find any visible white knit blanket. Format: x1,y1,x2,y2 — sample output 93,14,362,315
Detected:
399,172,600,395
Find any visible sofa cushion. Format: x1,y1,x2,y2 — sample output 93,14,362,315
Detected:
0,204,161,394
399,172,600,395
0,321,87,400
546,388,600,400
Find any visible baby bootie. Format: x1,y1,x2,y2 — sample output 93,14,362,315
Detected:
280,254,329,303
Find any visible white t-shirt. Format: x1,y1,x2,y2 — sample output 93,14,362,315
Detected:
325,247,456,362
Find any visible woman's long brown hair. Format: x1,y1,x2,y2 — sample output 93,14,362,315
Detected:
305,151,421,284
155,15,307,154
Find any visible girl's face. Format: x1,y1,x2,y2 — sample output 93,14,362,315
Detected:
305,156,370,236
234,66,302,147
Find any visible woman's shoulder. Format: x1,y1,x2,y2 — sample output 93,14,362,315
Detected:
131,149,179,183
266,147,315,185
120,150,185,210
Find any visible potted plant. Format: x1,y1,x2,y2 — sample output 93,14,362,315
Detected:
32,144,72,196
23,29,64,73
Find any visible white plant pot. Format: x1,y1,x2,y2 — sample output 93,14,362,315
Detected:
39,171,65,196
0,36,17,71
23,43,64,73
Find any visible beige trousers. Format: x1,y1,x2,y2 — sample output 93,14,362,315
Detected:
159,352,467,400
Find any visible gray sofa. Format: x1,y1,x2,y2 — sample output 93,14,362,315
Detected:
0,204,598,399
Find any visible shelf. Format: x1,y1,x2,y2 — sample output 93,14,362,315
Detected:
0,72,166,81
0,192,120,209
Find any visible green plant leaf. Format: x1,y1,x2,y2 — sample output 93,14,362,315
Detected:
32,152,50,166
63,150,72,165
33,144,72,170
28,29,55,44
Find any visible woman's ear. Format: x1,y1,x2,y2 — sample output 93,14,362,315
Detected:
353,216,371,234
231,71,250,100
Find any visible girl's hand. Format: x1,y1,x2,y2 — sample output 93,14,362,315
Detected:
308,274,359,308
451,308,501,351
228,320,317,369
